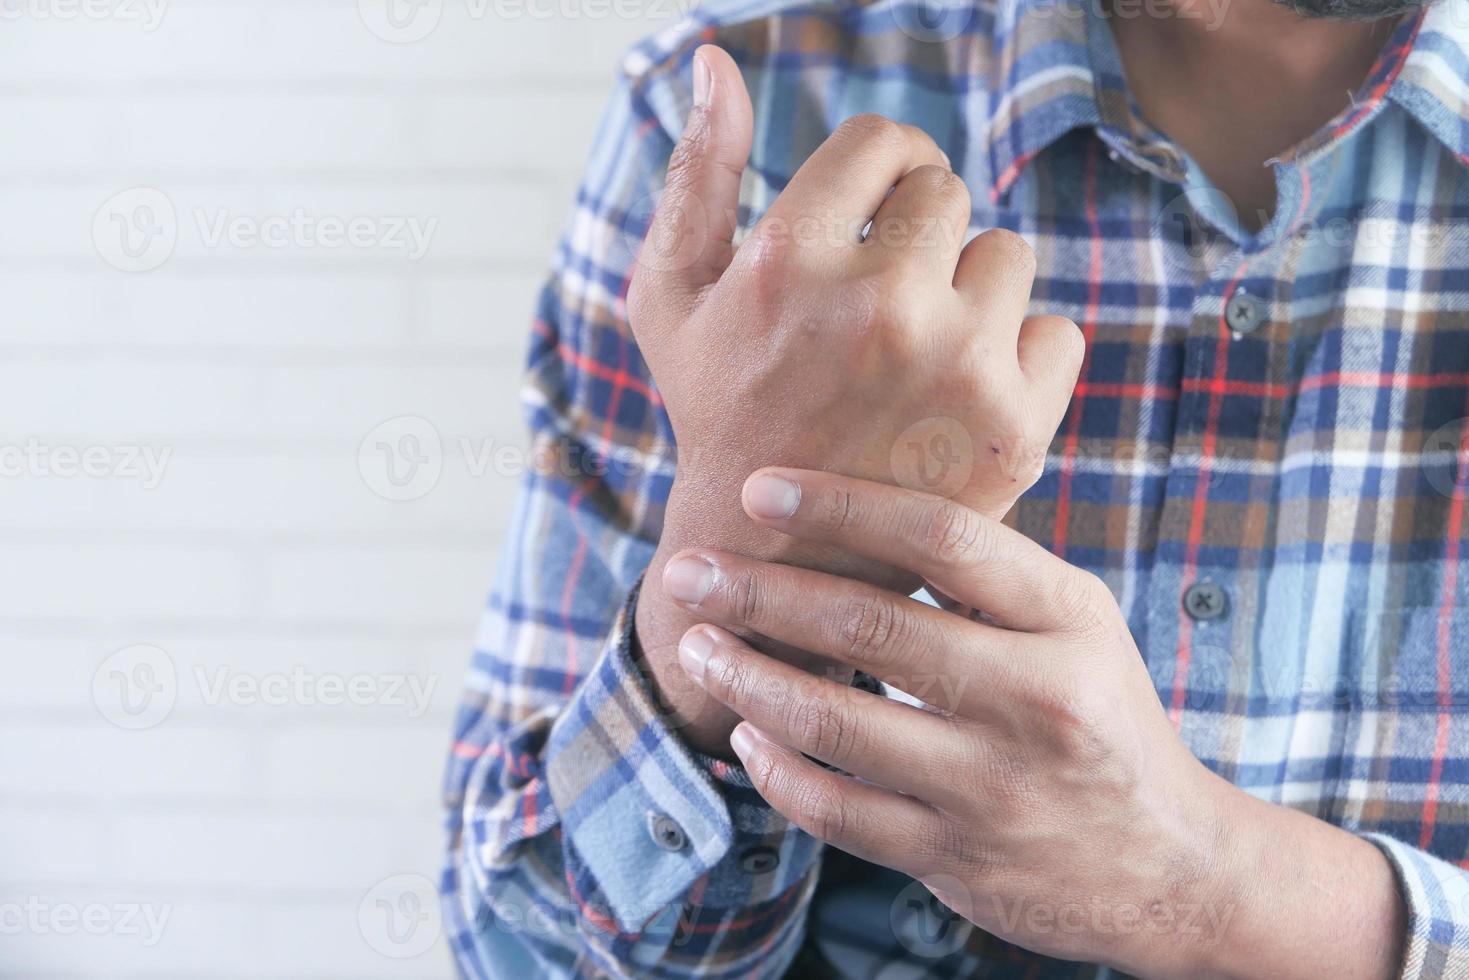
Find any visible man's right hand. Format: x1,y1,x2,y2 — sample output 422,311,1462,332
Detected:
627,45,1084,756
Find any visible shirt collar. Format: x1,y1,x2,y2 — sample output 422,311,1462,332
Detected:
982,0,1188,202
982,0,1102,203
1387,2,1469,168
983,0,1469,203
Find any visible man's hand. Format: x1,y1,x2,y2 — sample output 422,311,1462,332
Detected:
660,467,1407,980
627,45,1083,753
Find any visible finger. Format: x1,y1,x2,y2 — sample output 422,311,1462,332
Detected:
740,468,1106,634
630,45,753,319
758,114,949,244
863,164,971,273
952,227,1037,334
679,624,969,795
662,550,987,704
1017,313,1086,419
730,721,947,876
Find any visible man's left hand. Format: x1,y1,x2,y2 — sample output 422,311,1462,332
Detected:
660,467,1405,980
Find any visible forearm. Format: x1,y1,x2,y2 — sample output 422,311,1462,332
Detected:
1176,775,1405,980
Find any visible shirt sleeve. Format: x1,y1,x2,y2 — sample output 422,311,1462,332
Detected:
439,45,823,980
1363,833,1469,979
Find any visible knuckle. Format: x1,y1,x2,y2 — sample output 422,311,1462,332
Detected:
723,567,765,625
1053,316,1086,366
743,739,780,795
969,735,1035,817
665,107,712,183
837,113,905,152
794,778,850,843
736,231,799,312
924,500,988,567
1008,436,1048,489
1049,568,1109,636
926,814,992,875
838,594,901,667
1030,674,1106,763
742,223,798,272
979,227,1037,279
792,696,854,763
877,289,929,333
910,164,970,209
705,646,753,703
813,484,860,535
954,830,1001,883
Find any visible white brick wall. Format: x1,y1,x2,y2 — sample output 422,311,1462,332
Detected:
0,1,679,974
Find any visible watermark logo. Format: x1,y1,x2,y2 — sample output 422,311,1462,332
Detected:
359,415,443,502
358,874,442,958
891,875,974,958
617,188,712,277
1423,417,1469,499
1154,187,1237,274
891,0,974,43
92,644,177,730
357,0,442,42
890,417,974,499
93,187,177,272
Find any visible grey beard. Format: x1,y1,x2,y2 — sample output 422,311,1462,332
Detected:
1271,0,1435,19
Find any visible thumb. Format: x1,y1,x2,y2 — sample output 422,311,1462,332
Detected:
635,45,754,309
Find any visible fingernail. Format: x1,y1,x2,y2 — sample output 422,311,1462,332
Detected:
677,629,713,684
693,51,712,107
663,556,714,605
744,473,801,519
730,723,757,762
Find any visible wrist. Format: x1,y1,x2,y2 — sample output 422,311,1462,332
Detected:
1102,768,1252,980
634,467,923,757
1167,778,1405,980
1171,777,1266,980
634,545,744,757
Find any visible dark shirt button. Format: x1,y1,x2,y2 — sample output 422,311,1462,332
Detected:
738,846,780,874
1183,582,1228,621
647,812,687,852
1225,290,1264,334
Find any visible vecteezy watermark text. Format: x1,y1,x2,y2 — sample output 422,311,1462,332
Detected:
356,0,696,43
0,898,171,947
93,187,438,272
0,0,167,30
93,645,439,730
0,439,170,488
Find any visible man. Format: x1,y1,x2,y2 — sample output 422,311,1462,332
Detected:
442,0,1469,975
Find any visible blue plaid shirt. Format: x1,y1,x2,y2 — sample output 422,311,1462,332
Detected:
442,1,1469,976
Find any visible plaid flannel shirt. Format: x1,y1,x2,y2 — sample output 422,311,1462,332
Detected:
442,0,1469,975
